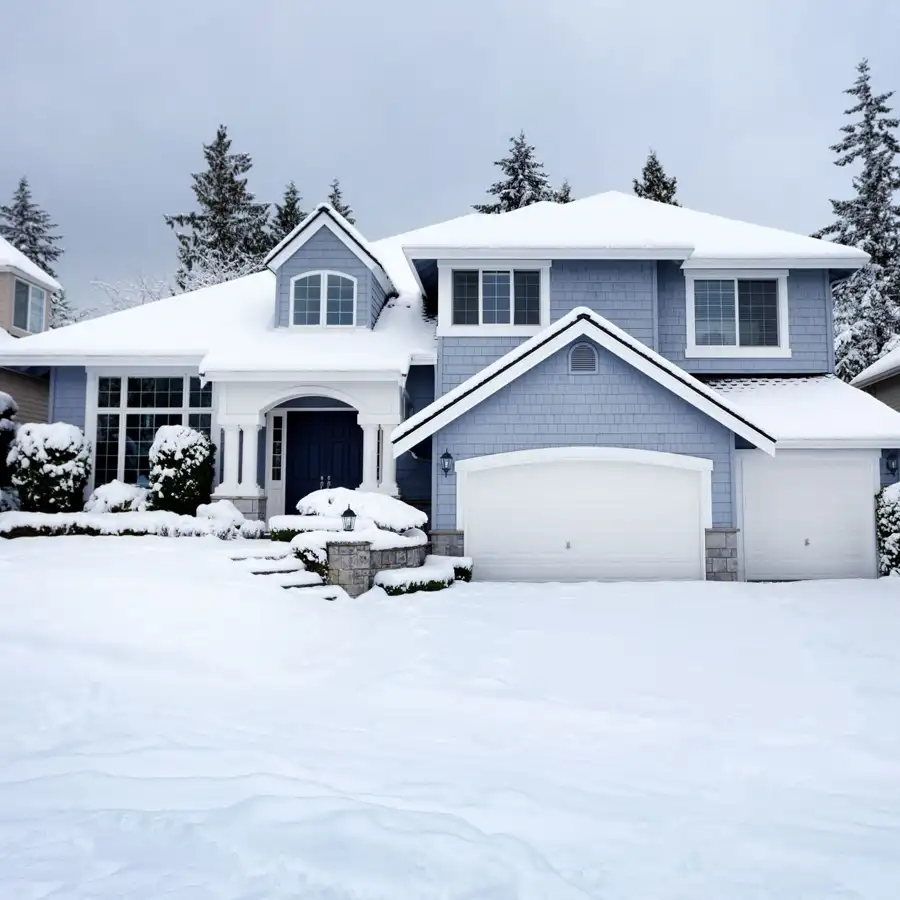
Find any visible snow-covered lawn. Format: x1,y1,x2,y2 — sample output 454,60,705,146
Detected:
2,538,900,899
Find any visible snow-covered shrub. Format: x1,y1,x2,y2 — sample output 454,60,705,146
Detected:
295,488,427,532
238,519,267,539
374,556,457,596
452,557,474,583
147,425,215,516
877,483,900,575
0,390,18,488
85,480,149,513
7,423,91,513
197,499,245,528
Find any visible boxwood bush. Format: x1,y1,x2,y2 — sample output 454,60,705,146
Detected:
148,425,215,515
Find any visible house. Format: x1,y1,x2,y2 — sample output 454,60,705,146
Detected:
0,235,58,422
4,191,900,582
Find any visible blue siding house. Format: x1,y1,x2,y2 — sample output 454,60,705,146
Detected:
6,192,900,582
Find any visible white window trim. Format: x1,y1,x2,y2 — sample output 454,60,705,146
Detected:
437,261,551,336
87,373,215,491
12,279,47,335
289,270,358,328
685,269,791,359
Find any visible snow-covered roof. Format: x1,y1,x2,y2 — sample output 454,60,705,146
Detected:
402,192,869,269
0,235,62,293
851,346,900,389
709,376,900,447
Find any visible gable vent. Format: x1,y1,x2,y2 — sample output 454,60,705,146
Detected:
569,342,599,374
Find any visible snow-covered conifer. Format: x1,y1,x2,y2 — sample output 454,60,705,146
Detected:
147,425,215,515
326,178,355,224
474,131,553,213
632,149,679,205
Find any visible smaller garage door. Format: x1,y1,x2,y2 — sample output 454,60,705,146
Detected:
740,451,878,581
458,448,712,581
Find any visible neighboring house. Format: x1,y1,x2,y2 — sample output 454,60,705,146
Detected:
0,235,58,422
4,192,900,582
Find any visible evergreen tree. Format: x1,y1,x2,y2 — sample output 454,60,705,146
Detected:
632,149,679,205
50,289,76,328
815,59,900,380
553,179,574,203
326,178,355,224
271,181,306,241
474,130,552,213
164,125,271,290
0,176,63,277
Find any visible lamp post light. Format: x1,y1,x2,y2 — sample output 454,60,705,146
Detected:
341,506,357,531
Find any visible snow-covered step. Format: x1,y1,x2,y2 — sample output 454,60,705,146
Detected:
240,558,306,575
273,571,325,589
228,543,293,562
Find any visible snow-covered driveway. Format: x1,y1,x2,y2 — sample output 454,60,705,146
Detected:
1,537,900,899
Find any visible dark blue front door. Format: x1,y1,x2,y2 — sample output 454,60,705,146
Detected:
285,411,363,513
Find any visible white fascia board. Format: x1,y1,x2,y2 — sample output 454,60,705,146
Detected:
774,438,900,450
0,265,62,294
392,308,776,457
267,216,393,295
405,246,692,261
683,256,868,270
200,368,403,383
0,352,203,367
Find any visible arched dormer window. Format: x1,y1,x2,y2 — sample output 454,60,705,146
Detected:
569,342,598,374
290,271,357,326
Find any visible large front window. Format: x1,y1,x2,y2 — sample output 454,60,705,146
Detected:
451,269,542,326
687,273,789,357
291,271,357,326
13,280,46,334
94,375,213,487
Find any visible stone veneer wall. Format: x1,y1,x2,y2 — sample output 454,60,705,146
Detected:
705,528,739,581
326,541,428,597
229,496,267,521
430,530,465,557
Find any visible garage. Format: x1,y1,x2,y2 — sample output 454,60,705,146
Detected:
456,448,712,582
738,450,880,581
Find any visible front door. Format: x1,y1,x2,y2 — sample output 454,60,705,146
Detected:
284,411,363,514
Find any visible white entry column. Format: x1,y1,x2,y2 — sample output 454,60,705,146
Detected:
217,424,241,494
360,423,379,492
379,423,399,497
238,423,262,496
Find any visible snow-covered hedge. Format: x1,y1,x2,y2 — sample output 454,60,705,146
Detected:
7,423,91,514
877,483,900,575
374,555,463,596
289,525,428,578
0,510,266,540
295,488,427,532
269,514,378,542
148,425,215,515
0,390,17,488
85,480,149,513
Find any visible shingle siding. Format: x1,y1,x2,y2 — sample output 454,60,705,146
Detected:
274,227,374,328
550,260,656,348
432,338,734,530
657,262,831,374
0,369,49,422
50,366,87,429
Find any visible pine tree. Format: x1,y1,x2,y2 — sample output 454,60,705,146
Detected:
474,130,552,213
50,289,76,328
271,181,306,241
632,149,679,205
553,179,574,203
326,178,355,224
816,59,900,380
164,125,271,290
0,176,63,276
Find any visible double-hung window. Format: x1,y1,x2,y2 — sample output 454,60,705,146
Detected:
290,271,357,326
686,272,790,357
94,375,214,487
13,280,46,333
449,268,543,328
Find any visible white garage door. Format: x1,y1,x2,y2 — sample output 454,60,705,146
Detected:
739,451,879,581
458,448,712,581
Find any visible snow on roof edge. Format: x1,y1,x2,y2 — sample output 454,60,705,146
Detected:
0,235,62,292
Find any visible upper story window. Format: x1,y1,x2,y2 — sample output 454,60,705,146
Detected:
451,269,542,327
685,271,790,358
291,271,357,326
13,280,46,334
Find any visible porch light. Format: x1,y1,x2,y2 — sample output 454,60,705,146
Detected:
888,453,899,476
440,449,454,477
341,506,357,531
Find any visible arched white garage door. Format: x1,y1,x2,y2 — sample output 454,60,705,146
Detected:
456,448,713,582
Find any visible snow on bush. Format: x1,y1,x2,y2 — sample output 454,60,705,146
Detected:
197,499,245,528
148,425,215,516
85,480,149,514
7,423,91,513
269,513,378,542
290,525,428,578
877,482,900,575
238,519,267,539
374,555,459,596
0,390,19,488
295,487,427,532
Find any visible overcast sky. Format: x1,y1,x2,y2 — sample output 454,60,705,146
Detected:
1,0,898,308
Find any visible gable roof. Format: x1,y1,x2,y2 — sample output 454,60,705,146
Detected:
391,306,777,457
0,235,61,293
265,204,393,293
851,345,900,389
400,191,869,269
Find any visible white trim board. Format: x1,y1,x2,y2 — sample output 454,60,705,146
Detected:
392,306,777,457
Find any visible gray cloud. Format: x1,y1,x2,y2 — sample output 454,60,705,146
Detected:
1,0,897,308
